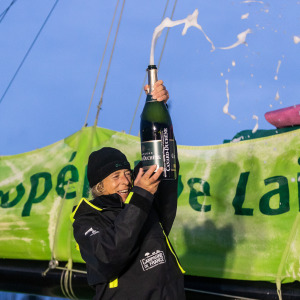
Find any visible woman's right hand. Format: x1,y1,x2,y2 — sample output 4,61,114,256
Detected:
134,165,163,195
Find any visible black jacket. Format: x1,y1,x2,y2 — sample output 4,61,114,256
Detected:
72,169,185,299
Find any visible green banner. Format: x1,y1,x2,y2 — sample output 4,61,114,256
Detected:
0,126,300,285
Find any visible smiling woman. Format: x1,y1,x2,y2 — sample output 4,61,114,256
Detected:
71,143,184,299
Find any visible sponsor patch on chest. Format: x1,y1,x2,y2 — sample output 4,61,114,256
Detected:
140,250,166,271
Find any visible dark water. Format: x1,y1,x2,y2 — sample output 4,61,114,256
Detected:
0,292,66,300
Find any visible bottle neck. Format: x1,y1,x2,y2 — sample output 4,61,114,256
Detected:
147,65,158,97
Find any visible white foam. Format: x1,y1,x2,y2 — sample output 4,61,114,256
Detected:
232,61,236,67
232,136,243,143
252,115,259,133
294,36,300,44
274,60,281,80
275,90,280,100
241,0,264,3
241,13,250,19
219,29,252,50
0,161,24,186
223,80,236,120
150,9,215,65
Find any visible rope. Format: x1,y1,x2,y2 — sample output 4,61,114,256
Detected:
59,261,78,300
43,265,87,276
157,0,177,69
276,212,300,300
128,0,170,135
93,0,126,127
52,180,70,259
83,0,120,128
0,0,18,23
42,180,71,277
128,0,178,134
0,0,60,105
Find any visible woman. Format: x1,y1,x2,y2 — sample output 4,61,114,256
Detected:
71,81,185,299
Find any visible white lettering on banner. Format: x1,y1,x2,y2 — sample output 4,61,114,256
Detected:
140,250,166,271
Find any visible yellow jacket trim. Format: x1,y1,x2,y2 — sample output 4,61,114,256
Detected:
109,278,118,288
160,224,186,274
75,243,80,251
70,198,103,223
124,192,133,204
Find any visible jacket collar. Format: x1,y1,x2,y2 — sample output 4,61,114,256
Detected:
72,194,124,222
91,193,124,209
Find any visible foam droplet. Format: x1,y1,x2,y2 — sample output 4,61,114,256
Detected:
223,79,236,120
232,61,236,67
241,13,249,20
274,60,282,80
219,29,252,50
241,0,264,3
252,115,259,133
275,91,280,100
293,36,300,44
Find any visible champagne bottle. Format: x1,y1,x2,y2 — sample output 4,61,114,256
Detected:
140,65,177,180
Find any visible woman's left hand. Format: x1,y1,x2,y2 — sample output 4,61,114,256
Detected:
144,80,169,103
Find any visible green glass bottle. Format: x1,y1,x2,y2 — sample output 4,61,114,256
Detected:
140,65,177,180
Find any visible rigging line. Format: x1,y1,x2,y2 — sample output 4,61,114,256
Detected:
68,260,78,300
0,0,60,105
93,0,126,127
157,0,177,69
51,180,70,260
128,0,171,135
0,0,17,23
83,0,120,128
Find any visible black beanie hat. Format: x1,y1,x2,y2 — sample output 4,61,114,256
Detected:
87,147,131,188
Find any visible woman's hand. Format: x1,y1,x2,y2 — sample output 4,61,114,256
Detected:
144,80,169,103
134,165,163,195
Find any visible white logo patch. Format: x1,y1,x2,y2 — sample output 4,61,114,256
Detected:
85,227,99,237
140,250,166,271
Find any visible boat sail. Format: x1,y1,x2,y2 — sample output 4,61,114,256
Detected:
1,126,300,298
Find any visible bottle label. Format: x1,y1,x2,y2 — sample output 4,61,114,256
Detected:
141,140,163,171
161,128,176,177
141,127,176,179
